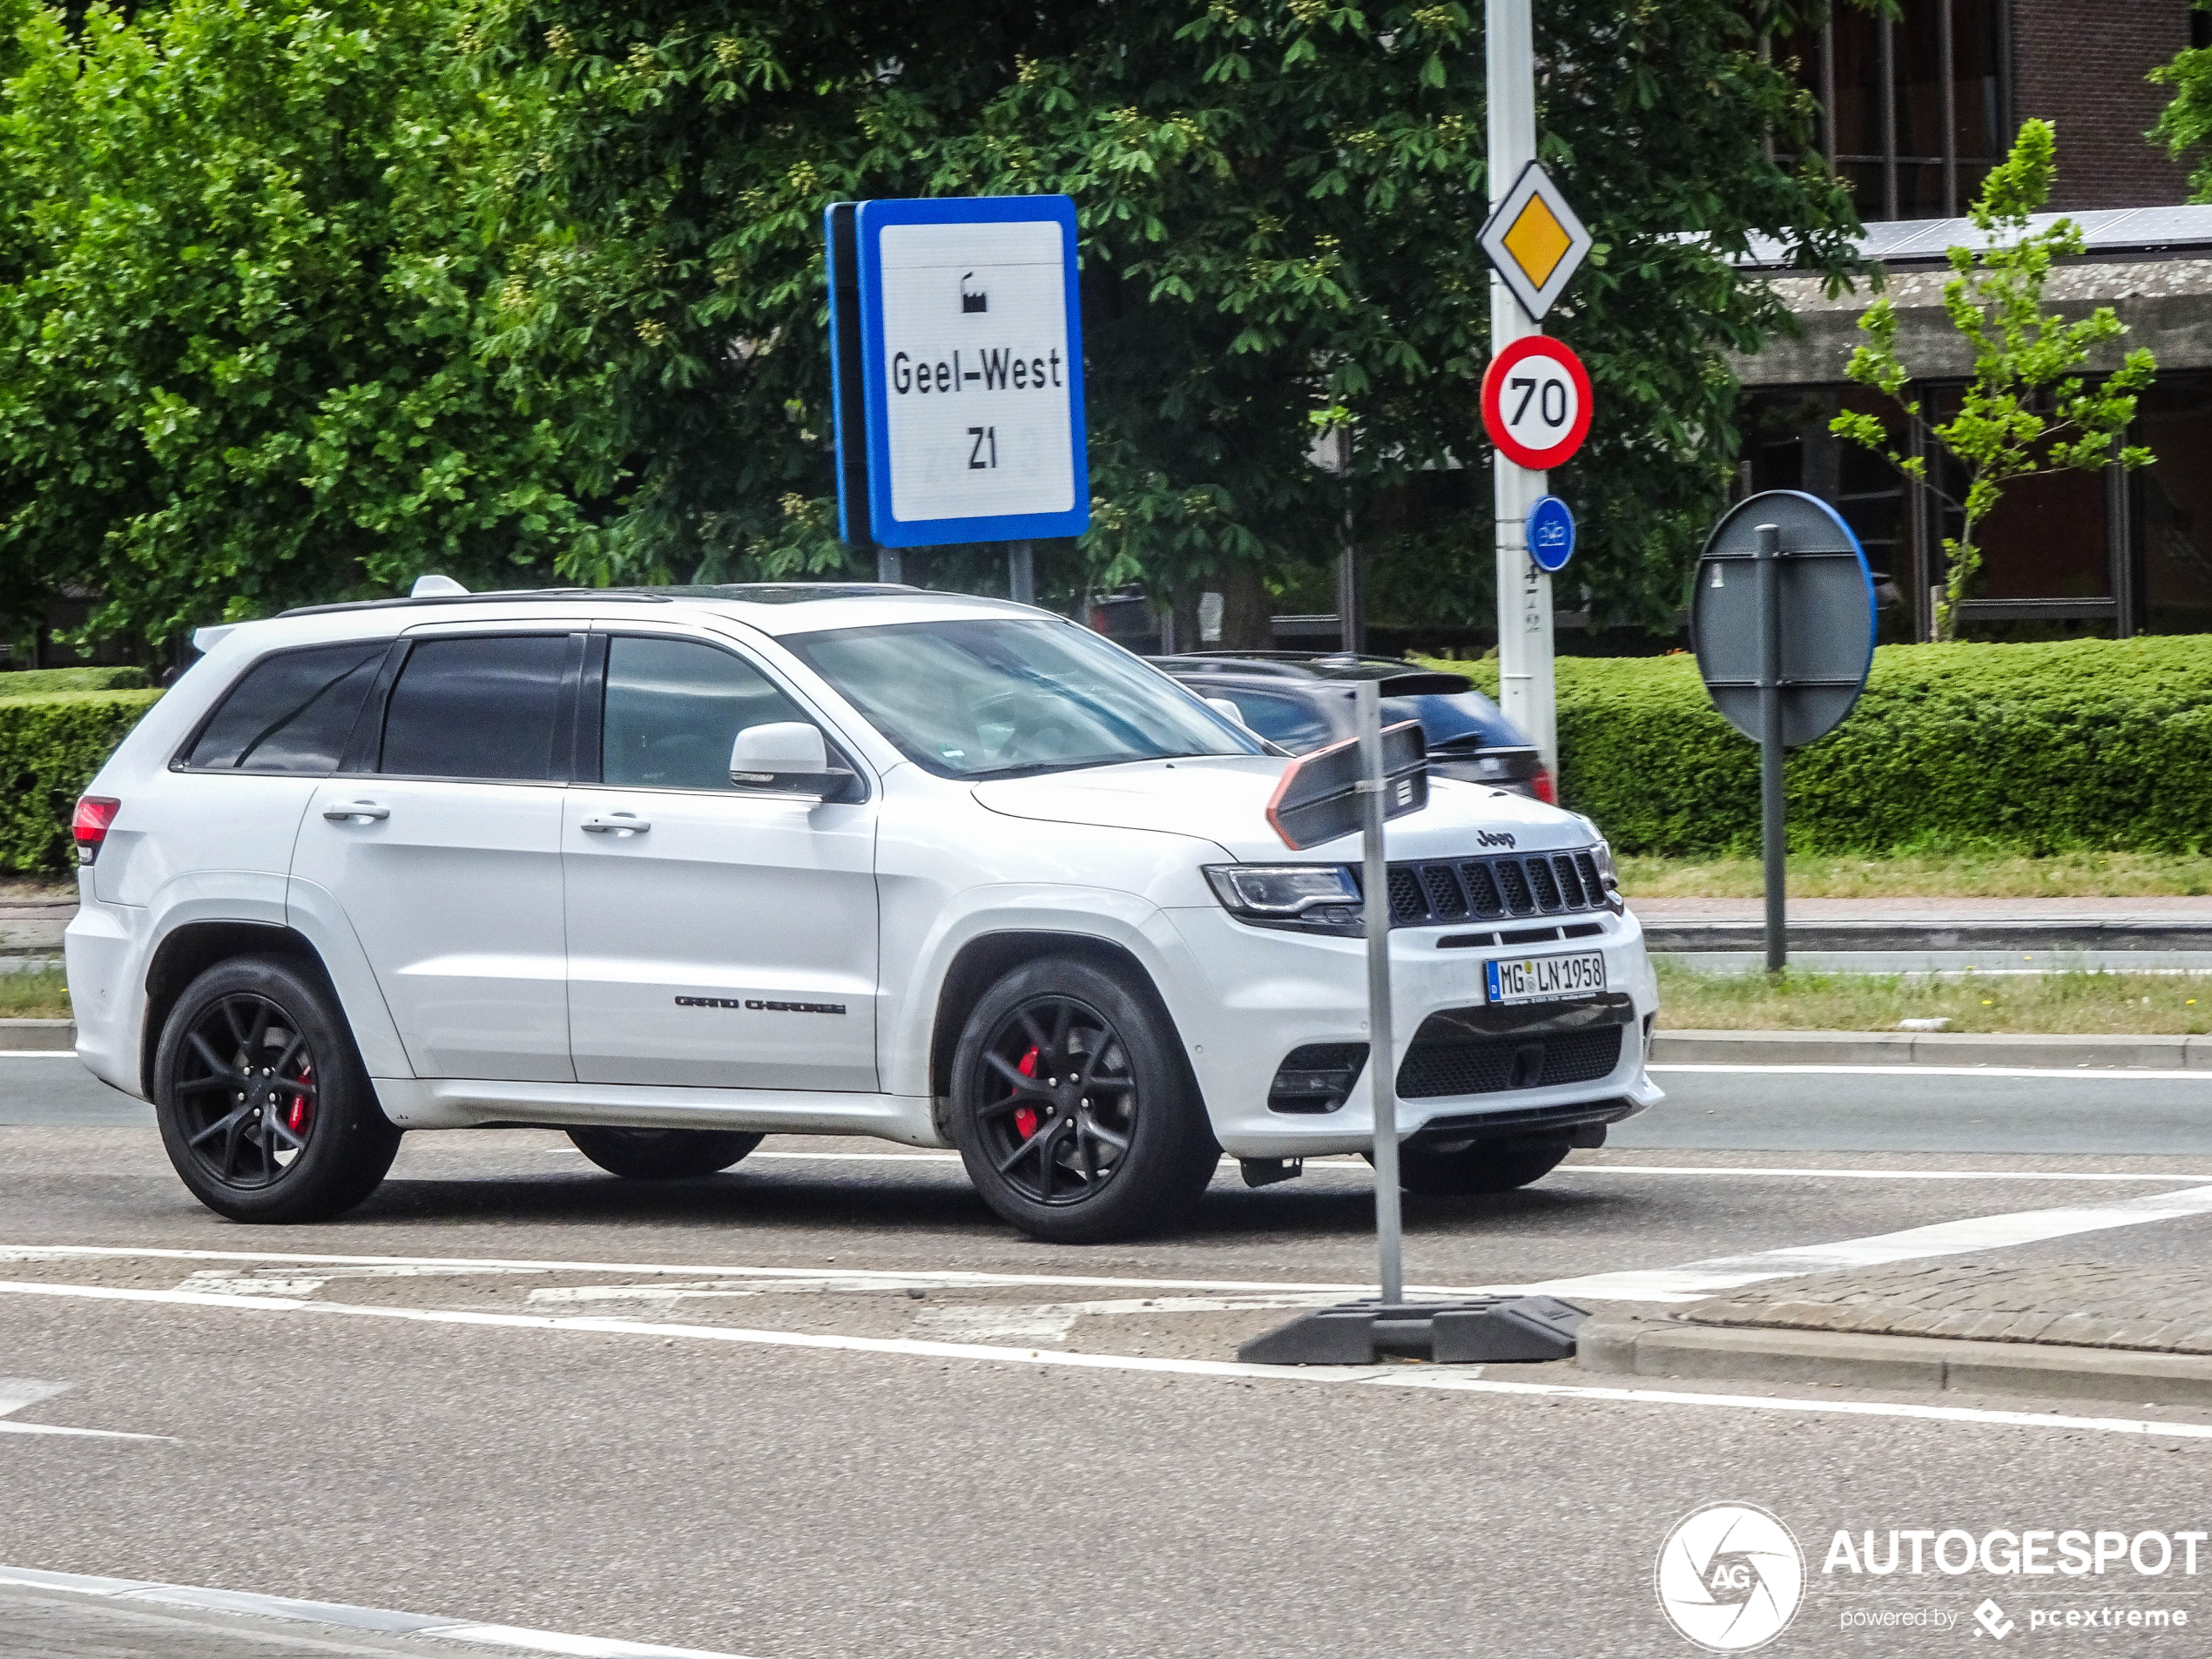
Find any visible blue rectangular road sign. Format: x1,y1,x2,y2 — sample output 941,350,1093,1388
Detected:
829,194,1089,550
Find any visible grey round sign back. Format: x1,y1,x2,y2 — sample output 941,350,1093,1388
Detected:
1691,490,1877,748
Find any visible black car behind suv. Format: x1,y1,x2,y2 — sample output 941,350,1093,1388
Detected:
1156,652,1553,801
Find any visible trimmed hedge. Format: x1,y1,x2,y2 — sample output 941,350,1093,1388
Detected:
0,665,149,695
1436,636,2212,857
0,689,163,872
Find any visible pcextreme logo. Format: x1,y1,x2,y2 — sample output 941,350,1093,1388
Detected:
1656,1501,1806,1652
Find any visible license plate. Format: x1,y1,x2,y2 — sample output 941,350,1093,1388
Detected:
1485,951,1607,1006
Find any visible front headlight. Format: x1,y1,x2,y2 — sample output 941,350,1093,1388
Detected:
1588,836,1622,907
1204,864,1362,933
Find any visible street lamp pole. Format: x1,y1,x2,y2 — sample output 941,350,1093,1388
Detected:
1487,0,1557,776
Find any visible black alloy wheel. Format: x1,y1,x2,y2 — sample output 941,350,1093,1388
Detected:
153,955,401,1224
971,995,1138,1208
950,955,1217,1244
1393,1133,1573,1197
568,1127,762,1180
169,992,320,1190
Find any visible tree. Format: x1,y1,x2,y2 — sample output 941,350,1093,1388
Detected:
0,0,590,653
2151,2,2212,202
1830,120,2156,644
478,0,1867,637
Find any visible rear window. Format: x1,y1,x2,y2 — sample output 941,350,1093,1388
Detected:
182,642,388,772
380,635,570,780
1380,691,1523,751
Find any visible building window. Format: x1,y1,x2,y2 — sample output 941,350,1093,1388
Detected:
1787,0,2010,221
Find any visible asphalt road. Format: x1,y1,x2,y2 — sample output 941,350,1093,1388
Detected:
6,1055,2212,1658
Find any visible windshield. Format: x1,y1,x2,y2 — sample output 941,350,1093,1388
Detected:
784,617,1264,779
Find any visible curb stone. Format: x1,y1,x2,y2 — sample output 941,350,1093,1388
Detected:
1577,1315,2212,1408
1651,1028,2212,1070
0,1018,74,1051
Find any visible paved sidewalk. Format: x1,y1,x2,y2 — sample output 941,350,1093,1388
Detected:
1671,1260,2212,1354
1581,1257,2212,1408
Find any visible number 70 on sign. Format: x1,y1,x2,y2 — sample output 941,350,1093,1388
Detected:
1480,334,1594,472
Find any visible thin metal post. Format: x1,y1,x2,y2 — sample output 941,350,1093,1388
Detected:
1355,680,1403,1305
1008,541,1035,606
1486,0,1556,776
1756,523,1786,974
876,550,903,585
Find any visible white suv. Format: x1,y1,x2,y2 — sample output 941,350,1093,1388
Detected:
65,584,1660,1241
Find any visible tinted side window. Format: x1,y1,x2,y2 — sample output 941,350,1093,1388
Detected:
184,642,388,772
603,636,809,791
381,635,570,780
1226,690,1338,753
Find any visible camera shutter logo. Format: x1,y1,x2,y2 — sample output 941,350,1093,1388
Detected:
1655,1502,1804,1652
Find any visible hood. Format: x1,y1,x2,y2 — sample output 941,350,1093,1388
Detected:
971,755,1600,865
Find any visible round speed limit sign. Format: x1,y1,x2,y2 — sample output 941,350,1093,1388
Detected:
1480,335,1594,471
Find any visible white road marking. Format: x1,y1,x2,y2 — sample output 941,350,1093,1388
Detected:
0,1277,2204,1445
0,1376,171,1443
174,1264,553,1299
0,1050,77,1058
0,1244,1492,1298
1573,1164,2212,1183
905,1292,1350,1345
1531,1183,2212,1302
1649,1062,2212,1080
0,1564,760,1658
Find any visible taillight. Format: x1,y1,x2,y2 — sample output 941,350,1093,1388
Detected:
1532,769,1557,805
71,797,119,864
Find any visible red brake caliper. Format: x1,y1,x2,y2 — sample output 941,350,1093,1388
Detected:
1012,1047,1041,1139
287,1064,313,1136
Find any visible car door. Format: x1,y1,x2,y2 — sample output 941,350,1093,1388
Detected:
291,629,579,1082
563,630,880,1091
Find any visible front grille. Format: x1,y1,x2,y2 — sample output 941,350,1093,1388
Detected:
1397,1023,1623,1100
1369,849,1608,929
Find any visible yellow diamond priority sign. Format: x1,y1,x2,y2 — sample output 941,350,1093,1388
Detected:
1480,160,1592,322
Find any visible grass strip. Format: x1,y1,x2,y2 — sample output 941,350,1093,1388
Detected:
0,969,70,1021
1656,961,2212,1035
1621,849,2212,900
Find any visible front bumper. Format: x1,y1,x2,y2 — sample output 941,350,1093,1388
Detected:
1161,901,1662,1159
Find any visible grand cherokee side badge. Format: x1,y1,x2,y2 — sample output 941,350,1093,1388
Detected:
675,995,848,1015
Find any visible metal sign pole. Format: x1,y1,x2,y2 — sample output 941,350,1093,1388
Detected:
1756,523,1786,973
1487,0,1557,776
1008,541,1035,605
1355,680,1404,1305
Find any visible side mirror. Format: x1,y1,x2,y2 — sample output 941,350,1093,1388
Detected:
1204,697,1251,731
730,722,847,798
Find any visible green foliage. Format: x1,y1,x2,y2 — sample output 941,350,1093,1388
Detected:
1456,637,2212,858
2151,4,2212,202
0,689,161,872
0,0,590,651
1830,121,2156,641
479,0,1865,631
0,666,148,696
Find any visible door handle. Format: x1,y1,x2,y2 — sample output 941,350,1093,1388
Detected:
322,801,390,822
580,813,651,834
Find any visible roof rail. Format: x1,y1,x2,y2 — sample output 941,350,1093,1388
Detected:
276,580,925,620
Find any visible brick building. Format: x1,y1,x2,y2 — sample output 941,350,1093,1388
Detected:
1733,0,2212,642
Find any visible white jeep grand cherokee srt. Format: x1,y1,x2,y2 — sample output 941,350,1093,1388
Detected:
64,583,1660,1242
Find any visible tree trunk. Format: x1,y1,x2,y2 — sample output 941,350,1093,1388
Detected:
1217,564,1272,651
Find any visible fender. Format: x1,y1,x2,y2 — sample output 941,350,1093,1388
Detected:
281,876,414,1080
886,884,1214,1103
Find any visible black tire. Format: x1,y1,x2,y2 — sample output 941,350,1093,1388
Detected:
152,955,401,1224
568,1127,762,1180
1394,1134,1573,1197
949,955,1217,1244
